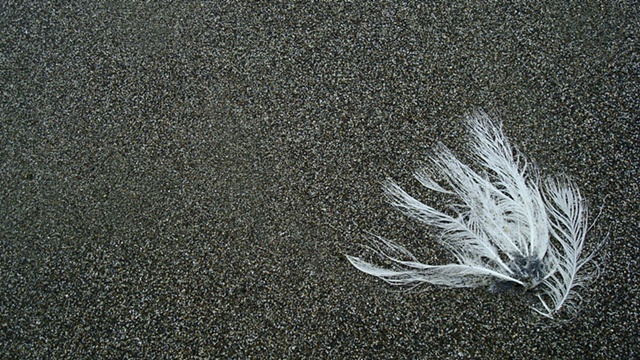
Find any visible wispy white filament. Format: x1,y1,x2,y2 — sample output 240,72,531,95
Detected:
346,112,601,318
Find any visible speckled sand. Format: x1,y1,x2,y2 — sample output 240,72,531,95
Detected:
1,1,638,358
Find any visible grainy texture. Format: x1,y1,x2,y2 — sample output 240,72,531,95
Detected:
1,1,638,358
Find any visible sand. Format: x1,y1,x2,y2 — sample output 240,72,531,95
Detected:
1,1,638,358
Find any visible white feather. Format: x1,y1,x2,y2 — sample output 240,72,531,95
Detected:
346,112,601,318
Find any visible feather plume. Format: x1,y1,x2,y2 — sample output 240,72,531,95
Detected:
346,112,601,318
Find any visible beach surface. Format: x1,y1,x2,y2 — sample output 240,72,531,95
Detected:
1,1,638,358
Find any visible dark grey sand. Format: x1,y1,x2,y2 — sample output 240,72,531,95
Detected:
1,1,638,358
